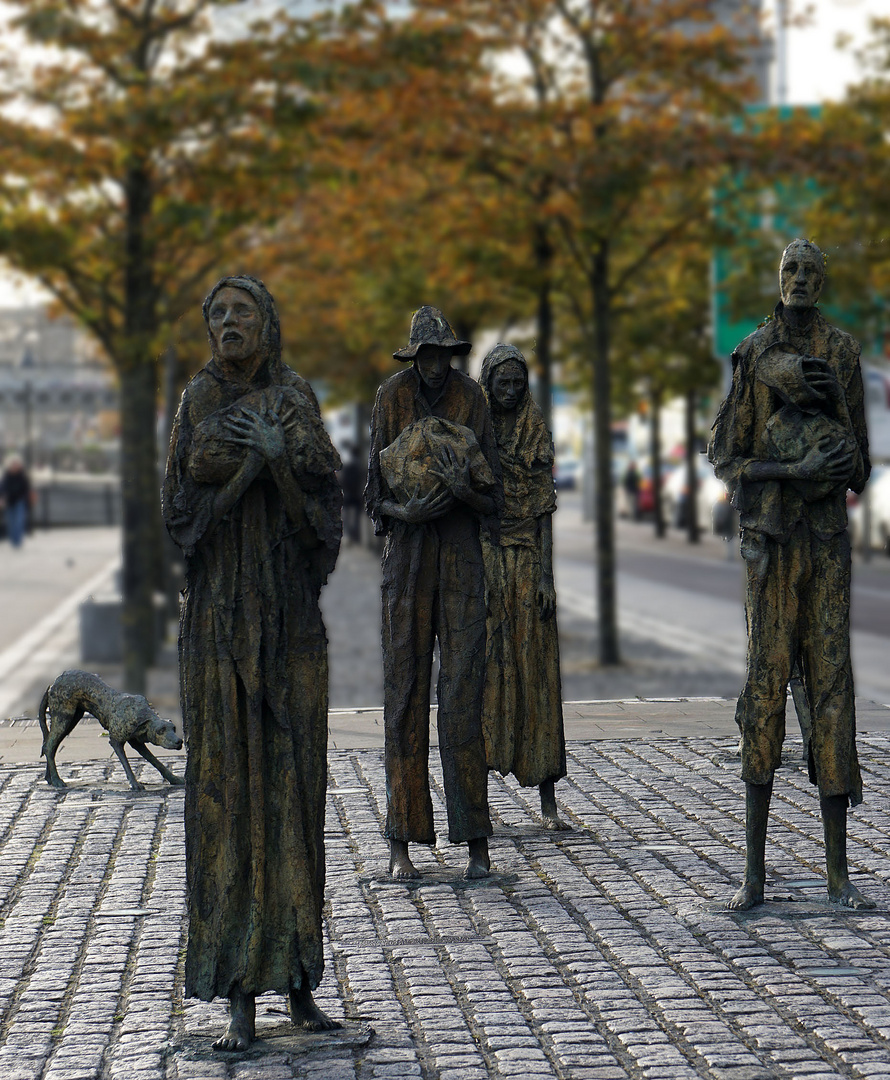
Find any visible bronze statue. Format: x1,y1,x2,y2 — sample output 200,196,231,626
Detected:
364,306,503,880
163,276,343,1050
39,669,183,790
479,344,568,829
709,240,874,911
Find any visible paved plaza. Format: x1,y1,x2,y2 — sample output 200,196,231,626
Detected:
3,525,890,1077
2,726,890,1079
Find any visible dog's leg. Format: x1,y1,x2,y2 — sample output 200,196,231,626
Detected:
43,703,85,789
44,752,67,789
108,738,144,790
128,740,185,786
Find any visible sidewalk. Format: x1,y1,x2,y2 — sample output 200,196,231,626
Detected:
2,718,890,1079
4,529,890,1078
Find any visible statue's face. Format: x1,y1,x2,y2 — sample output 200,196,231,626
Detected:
490,360,527,412
207,286,262,366
415,344,453,392
780,249,823,310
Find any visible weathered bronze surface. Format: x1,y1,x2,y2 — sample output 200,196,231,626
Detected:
478,345,568,830
365,306,503,881
163,276,343,1049
39,669,183,790
708,239,874,911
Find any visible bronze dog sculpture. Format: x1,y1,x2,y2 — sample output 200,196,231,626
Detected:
39,669,184,790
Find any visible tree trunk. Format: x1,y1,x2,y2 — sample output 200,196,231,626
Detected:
161,345,186,617
535,276,553,436
120,360,160,693
685,386,700,544
651,388,666,539
121,159,159,694
591,243,620,665
533,224,554,435
452,319,474,374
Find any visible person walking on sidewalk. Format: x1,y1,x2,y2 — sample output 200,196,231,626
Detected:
0,454,32,548
478,344,568,830
163,276,343,1050
365,306,502,880
709,239,874,911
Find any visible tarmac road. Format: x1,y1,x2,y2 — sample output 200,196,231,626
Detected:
554,493,890,705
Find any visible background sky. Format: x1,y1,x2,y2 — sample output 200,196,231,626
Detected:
0,0,887,308
769,0,890,104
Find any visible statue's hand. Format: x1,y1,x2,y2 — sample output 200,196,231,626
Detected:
224,406,285,462
802,357,842,403
537,574,556,619
400,484,453,523
274,391,302,437
429,444,474,503
796,437,853,483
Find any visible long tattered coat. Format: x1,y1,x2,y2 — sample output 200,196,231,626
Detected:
479,348,566,789
163,357,341,1002
708,302,868,802
365,365,501,845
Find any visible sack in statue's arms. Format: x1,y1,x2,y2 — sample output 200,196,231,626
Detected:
380,416,495,506
764,406,856,501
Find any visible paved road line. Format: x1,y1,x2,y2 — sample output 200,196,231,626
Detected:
557,587,748,676
0,556,119,718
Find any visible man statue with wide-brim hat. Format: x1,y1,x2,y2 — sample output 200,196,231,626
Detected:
365,305,503,880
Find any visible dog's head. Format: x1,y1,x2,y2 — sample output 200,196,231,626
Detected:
125,695,183,751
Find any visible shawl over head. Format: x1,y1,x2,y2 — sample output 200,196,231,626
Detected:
480,343,553,473
480,343,555,524
202,274,282,386
165,274,341,572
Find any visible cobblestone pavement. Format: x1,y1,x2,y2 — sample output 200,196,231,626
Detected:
3,732,890,1079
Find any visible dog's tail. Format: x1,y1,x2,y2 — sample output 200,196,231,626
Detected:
38,686,50,757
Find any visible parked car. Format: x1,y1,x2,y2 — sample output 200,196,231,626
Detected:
849,464,890,554
553,452,581,490
662,459,726,530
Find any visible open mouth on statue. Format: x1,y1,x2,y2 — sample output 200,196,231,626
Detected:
222,331,242,343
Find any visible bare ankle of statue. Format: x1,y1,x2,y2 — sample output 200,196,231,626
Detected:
726,780,772,911
822,794,876,909
539,779,571,831
213,983,255,1052
389,838,420,879
288,981,342,1032
465,836,491,879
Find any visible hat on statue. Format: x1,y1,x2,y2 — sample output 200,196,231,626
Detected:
393,306,472,360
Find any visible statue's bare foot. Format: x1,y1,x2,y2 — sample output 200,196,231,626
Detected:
725,882,764,911
213,989,255,1051
289,983,342,1032
829,880,876,909
542,808,571,831
465,837,490,879
539,781,570,831
389,840,420,880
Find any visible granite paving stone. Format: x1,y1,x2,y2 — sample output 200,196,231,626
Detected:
2,728,890,1076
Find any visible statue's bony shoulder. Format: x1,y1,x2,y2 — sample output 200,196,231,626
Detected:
822,321,862,367
178,368,224,427
278,365,322,413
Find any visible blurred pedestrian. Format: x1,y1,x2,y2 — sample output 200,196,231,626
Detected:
339,442,364,544
479,344,568,830
623,459,641,520
0,454,32,548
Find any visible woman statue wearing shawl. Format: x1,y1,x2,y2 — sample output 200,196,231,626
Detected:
163,276,342,1050
479,344,568,830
